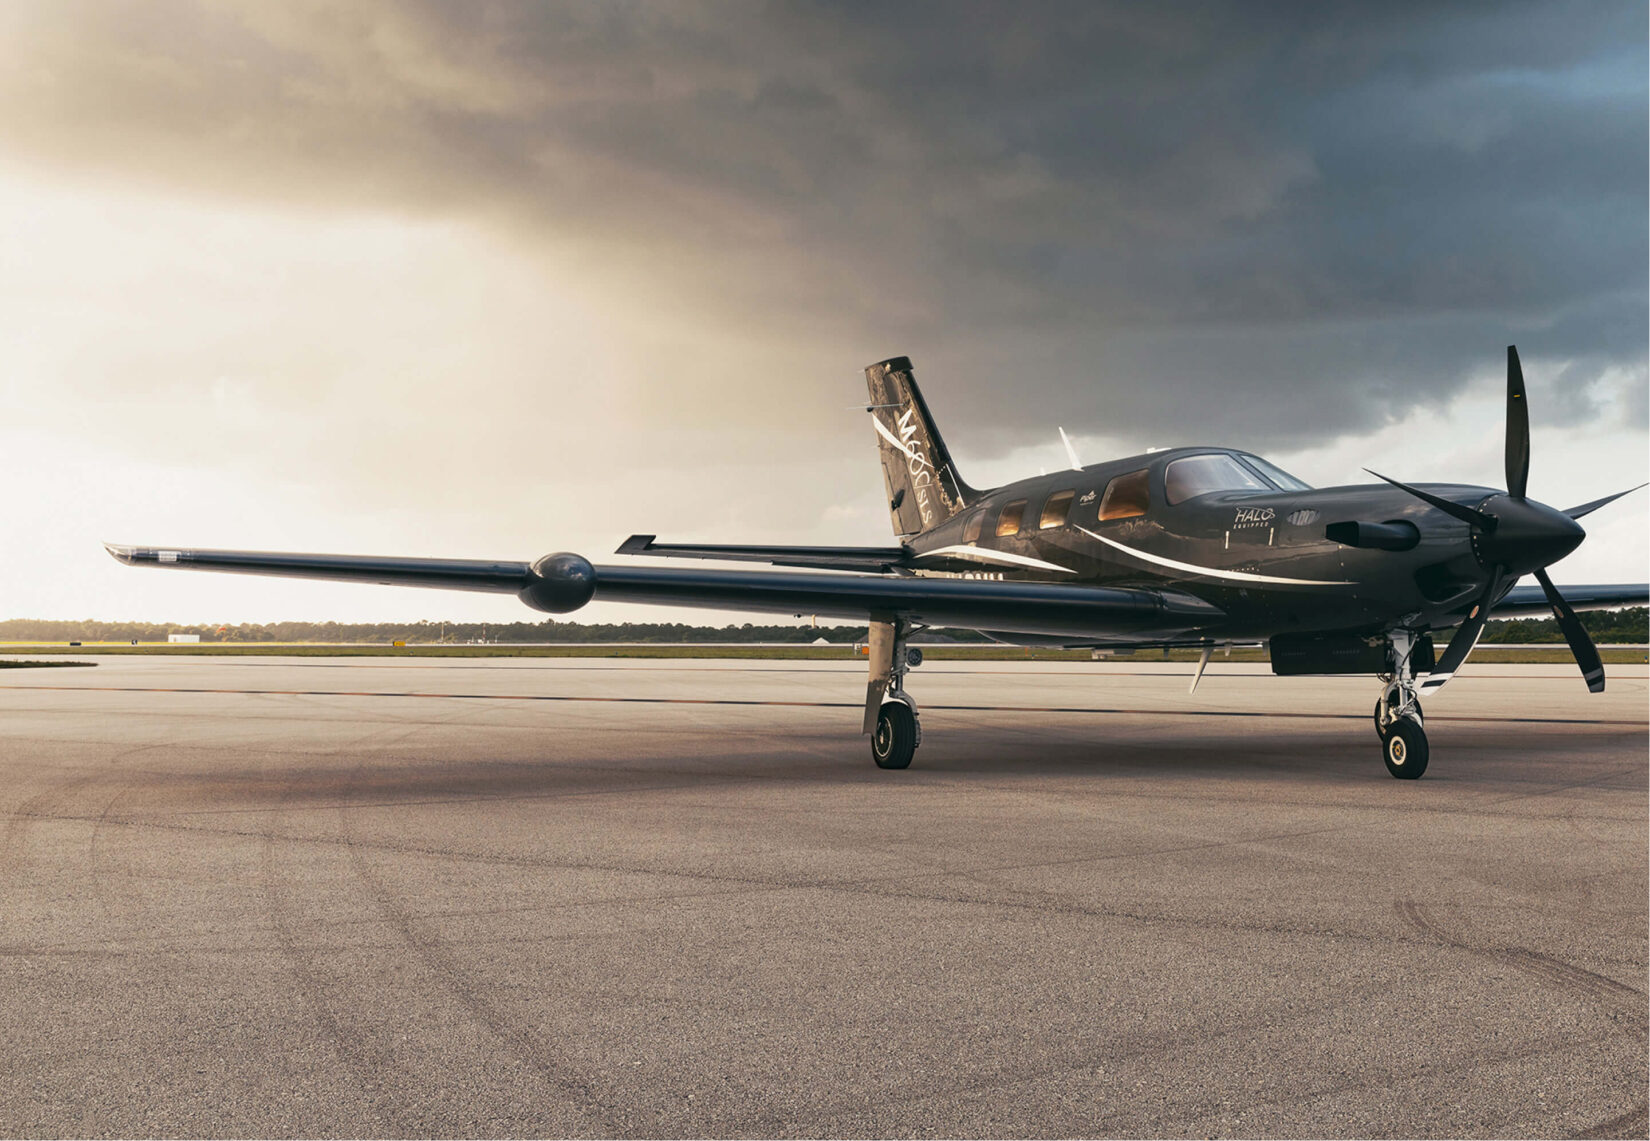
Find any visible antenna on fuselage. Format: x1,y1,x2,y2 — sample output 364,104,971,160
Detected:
1058,427,1082,471
1188,644,1214,695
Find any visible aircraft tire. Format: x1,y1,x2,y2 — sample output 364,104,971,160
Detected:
872,702,917,770
1382,718,1428,779
1373,698,1423,739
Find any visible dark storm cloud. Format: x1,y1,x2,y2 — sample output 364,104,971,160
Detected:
3,0,1642,450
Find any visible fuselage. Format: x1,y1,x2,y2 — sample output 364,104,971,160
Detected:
905,446,1508,642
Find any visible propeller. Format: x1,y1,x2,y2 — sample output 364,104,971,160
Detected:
1564,484,1648,521
1374,345,1617,695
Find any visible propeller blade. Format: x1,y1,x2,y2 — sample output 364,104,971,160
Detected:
1565,483,1648,520
1506,345,1530,499
1533,567,1605,692
1366,470,1498,530
1419,570,1506,696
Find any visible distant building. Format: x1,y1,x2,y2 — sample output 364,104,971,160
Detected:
167,633,200,643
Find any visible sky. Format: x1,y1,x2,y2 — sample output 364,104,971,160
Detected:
2,0,1645,625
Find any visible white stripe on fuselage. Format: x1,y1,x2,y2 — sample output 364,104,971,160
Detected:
915,544,1078,575
1074,525,1353,586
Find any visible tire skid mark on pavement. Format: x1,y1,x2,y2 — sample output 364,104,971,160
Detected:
83,742,175,903
6,767,1646,949
4,742,1640,1011
1479,765,1649,812
0,726,201,921
1573,1102,1650,1139
734,972,1597,1138
1,758,123,876
83,745,172,994
250,695,471,1134
3,806,1643,1003
2,682,1644,726
727,978,1407,1137
1397,899,1646,1039
333,711,616,1134
1166,1033,1625,1141
2,796,1640,965
904,1026,1600,1140
256,715,439,1137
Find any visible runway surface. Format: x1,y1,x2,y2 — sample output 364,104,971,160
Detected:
1,656,1644,1138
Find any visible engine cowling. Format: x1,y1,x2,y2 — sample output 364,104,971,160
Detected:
518,552,596,613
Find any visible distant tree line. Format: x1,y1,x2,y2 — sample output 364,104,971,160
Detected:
2,608,1642,645
1476,606,1646,644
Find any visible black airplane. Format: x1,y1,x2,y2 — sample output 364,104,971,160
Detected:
109,347,1645,779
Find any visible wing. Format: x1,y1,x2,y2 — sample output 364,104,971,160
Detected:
615,535,908,573
104,544,530,592
1493,581,1647,618
105,543,1223,642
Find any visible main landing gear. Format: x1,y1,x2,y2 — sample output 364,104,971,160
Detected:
864,619,922,769
1375,630,1429,779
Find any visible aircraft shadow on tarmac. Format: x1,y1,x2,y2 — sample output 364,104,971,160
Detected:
164,721,1630,809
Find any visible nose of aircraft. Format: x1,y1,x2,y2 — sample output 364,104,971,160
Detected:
1477,494,1585,575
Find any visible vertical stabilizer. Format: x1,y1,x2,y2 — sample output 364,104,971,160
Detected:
865,356,977,540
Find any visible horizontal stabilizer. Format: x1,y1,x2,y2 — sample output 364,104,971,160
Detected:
616,535,908,573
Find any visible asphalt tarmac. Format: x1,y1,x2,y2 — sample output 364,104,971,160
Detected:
1,655,1644,1138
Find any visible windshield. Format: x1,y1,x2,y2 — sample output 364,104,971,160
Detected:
1238,453,1313,491
1164,453,1270,505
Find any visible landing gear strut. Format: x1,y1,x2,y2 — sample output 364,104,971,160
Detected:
1375,630,1429,779
864,618,921,769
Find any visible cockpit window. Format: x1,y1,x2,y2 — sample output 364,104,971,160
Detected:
1164,453,1270,505
1237,453,1313,492
963,511,984,543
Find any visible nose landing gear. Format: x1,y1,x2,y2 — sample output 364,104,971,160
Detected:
1376,630,1430,779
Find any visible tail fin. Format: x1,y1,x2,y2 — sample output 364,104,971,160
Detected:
865,356,977,540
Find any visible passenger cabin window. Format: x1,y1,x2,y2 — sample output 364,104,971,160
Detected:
1040,489,1075,529
996,500,1027,537
1097,469,1150,521
1164,453,1269,505
963,511,984,544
